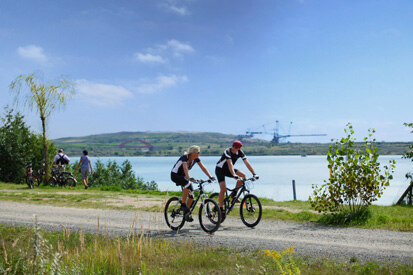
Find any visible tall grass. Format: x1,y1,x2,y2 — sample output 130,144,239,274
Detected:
0,221,411,274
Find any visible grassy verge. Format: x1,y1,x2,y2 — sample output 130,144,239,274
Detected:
0,223,411,274
1,182,412,231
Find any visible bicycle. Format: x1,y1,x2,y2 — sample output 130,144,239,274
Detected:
164,179,222,234
48,165,77,187
25,162,45,188
210,177,262,227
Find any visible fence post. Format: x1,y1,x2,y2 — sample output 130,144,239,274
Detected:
292,179,296,201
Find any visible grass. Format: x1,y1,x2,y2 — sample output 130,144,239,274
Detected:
1,182,412,231
0,223,411,274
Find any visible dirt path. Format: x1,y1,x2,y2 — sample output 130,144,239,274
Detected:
1,201,412,264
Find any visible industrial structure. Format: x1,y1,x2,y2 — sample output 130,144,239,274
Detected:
239,120,327,144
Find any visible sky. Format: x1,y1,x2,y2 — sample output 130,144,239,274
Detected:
0,0,412,142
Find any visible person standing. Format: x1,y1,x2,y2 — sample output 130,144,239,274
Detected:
77,150,93,189
52,149,70,172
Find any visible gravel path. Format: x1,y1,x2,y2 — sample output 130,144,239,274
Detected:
1,201,412,264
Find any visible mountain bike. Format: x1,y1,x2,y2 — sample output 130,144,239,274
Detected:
164,179,222,234
25,162,45,188
210,177,262,227
48,165,77,187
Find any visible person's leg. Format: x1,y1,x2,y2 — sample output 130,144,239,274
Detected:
182,187,189,207
219,180,226,207
233,170,246,195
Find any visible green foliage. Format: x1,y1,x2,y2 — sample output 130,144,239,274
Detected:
402,122,413,161
67,160,158,191
0,107,55,183
310,123,396,217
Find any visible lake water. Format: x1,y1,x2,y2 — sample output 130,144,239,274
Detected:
90,155,412,205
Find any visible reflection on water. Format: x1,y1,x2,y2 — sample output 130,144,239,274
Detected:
91,155,411,205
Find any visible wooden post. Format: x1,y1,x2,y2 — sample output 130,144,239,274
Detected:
292,180,296,201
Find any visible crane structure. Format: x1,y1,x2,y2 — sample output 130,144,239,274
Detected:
240,121,327,144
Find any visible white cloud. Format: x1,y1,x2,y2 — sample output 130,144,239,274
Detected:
134,53,166,63
76,80,133,106
17,45,48,63
135,75,188,94
166,39,194,54
161,0,190,16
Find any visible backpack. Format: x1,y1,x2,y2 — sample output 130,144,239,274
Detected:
56,154,68,165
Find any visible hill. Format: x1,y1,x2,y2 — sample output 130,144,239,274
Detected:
54,131,411,157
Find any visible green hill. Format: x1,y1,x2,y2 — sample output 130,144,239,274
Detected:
54,131,411,157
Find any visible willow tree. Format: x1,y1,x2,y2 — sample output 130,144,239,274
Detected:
10,73,75,181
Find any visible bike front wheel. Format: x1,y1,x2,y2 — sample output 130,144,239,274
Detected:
198,198,221,234
164,197,185,231
26,176,33,189
240,194,262,228
63,177,76,187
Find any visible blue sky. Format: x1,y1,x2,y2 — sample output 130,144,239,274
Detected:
0,0,412,142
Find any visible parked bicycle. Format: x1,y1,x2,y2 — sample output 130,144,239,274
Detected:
25,162,45,188
209,177,262,227
164,179,222,234
48,165,77,187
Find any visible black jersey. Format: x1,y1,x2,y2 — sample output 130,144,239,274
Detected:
216,148,247,170
171,155,200,176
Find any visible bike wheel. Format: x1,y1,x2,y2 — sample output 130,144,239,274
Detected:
26,177,33,189
198,198,222,234
209,192,229,222
48,177,57,187
65,178,76,187
164,197,185,231
240,194,262,228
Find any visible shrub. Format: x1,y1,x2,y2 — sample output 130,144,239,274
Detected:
310,123,395,217
67,160,158,191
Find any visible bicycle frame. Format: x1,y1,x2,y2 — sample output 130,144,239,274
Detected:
224,177,256,213
185,180,212,215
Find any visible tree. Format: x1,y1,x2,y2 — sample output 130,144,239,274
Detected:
0,107,55,183
403,123,413,161
9,73,75,181
310,123,395,217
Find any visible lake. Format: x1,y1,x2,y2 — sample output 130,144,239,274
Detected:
90,155,412,205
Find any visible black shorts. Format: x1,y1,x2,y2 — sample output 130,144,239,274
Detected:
171,172,193,191
215,167,238,183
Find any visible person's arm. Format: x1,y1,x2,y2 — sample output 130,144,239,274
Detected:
77,157,82,170
226,159,236,176
89,159,93,174
198,161,215,180
243,159,256,176
182,162,195,182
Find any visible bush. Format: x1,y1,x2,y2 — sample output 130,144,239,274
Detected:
0,107,55,183
310,123,395,218
67,160,158,191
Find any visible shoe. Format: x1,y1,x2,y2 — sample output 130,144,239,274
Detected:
85,185,88,189
185,213,193,222
221,211,226,221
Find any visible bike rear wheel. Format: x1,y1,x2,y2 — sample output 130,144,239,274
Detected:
240,194,262,228
164,197,185,231
198,198,221,234
209,192,229,223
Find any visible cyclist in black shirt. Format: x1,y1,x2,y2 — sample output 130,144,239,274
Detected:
215,140,258,219
171,145,215,221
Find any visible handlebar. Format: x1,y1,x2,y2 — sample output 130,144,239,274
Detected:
194,179,214,185
242,177,259,182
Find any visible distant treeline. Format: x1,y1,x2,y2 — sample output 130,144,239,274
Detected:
54,131,411,157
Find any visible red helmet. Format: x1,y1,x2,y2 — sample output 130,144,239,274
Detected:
232,140,243,148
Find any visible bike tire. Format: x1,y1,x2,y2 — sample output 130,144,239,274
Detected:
48,177,57,187
209,192,228,223
26,177,33,189
65,178,76,188
240,194,262,228
164,197,185,231
198,198,222,234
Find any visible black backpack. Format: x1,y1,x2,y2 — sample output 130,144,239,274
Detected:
56,154,68,165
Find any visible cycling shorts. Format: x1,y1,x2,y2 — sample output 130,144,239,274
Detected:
171,172,194,191
215,167,238,183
